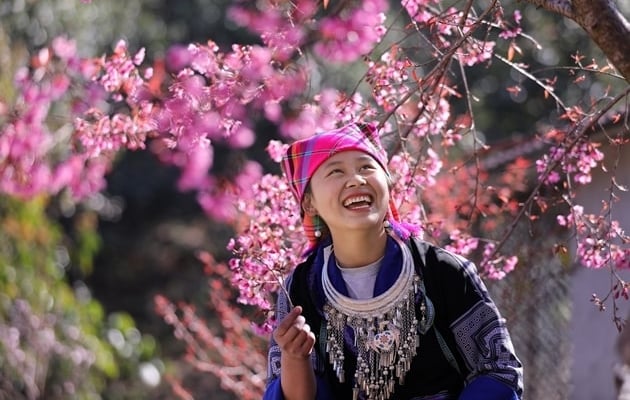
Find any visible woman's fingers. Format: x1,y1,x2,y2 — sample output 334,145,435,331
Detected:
285,326,315,358
299,328,316,355
274,306,303,338
274,306,315,358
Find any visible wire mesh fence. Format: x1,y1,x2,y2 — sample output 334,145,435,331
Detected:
488,248,572,400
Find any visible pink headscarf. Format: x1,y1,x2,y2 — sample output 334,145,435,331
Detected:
281,122,419,251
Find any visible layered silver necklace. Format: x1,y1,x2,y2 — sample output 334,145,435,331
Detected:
321,237,424,400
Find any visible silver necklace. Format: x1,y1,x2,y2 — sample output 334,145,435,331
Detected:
321,237,424,400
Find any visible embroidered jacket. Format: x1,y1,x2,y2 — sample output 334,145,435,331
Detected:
263,237,523,399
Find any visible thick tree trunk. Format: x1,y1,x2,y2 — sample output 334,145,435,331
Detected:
522,0,630,82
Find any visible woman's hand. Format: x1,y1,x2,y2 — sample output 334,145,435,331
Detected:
273,306,316,360
274,306,318,400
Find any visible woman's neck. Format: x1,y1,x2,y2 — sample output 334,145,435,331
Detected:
329,229,388,268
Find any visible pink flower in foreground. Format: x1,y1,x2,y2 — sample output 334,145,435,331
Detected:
402,0,436,23
314,0,388,63
228,173,306,313
165,45,192,72
266,140,289,163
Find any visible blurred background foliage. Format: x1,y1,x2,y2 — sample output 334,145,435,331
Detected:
0,197,161,399
0,0,626,398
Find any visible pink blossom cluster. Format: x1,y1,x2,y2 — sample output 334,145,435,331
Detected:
478,241,518,280
227,173,307,319
265,140,289,163
228,0,312,62
0,30,305,214
152,41,305,150
401,0,437,25
498,10,524,40
366,49,412,113
444,229,479,257
457,38,496,67
231,0,388,64
276,89,386,145
74,108,153,158
313,0,389,63
81,37,310,221
570,141,605,184
150,41,313,222
557,205,630,270
98,40,147,100
388,152,424,225
441,7,498,65
197,161,264,222
0,37,113,199
277,89,355,140
444,228,517,281
388,149,443,229
408,97,452,138
365,51,453,138
536,136,604,186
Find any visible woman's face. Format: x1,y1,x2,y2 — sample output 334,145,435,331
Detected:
303,150,390,238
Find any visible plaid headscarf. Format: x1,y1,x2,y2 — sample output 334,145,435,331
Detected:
281,122,419,251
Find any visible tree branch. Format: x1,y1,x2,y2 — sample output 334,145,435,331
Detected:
519,0,573,19
491,86,630,261
521,0,630,82
571,0,630,82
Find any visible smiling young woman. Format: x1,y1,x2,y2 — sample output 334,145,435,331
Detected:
263,123,523,400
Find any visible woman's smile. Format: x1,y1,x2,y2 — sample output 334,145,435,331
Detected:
342,194,373,209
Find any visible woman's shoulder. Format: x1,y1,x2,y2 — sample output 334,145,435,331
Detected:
408,237,479,278
410,236,493,301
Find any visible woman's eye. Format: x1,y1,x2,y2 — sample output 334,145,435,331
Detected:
327,168,343,176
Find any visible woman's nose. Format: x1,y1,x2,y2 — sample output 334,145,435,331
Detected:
345,173,367,187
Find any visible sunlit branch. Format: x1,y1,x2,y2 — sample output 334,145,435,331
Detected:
494,53,567,111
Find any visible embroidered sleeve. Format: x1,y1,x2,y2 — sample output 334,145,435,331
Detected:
433,248,524,398
266,275,293,382
264,275,331,397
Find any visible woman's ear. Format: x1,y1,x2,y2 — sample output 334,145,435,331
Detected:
302,194,318,216
386,173,394,190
